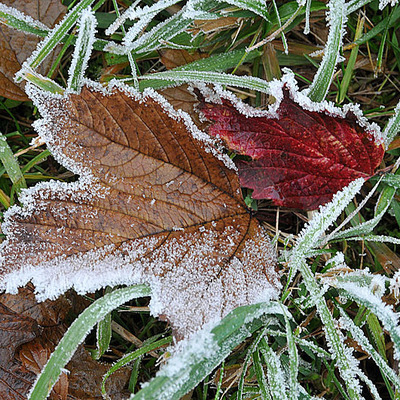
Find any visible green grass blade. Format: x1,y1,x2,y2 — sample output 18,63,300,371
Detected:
307,0,346,102
139,49,261,90
258,337,288,400
347,0,374,14
106,0,218,54
123,0,184,45
21,150,51,174
289,180,366,399
214,361,224,400
19,69,65,94
271,0,288,54
91,287,113,361
304,0,312,34
344,234,400,245
140,70,271,93
253,350,271,400
0,188,10,209
293,178,365,259
339,308,400,392
238,327,268,400
219,0,270,21
0,132,27,197
106,8,191,54
329,181,395,240
298,259,363,399
0,3,108,53
102,336,173,396
337,280,400,359
383,100,400,149
354,6,400,48
128,357,142,394
92,311,112,360
67,8,97,93
0,3,49,36
338,16,364,103
282,305,299,399
381,173,400,189
28,285,151,400
18,0,98,76
366,313,387,361
131,302,282,400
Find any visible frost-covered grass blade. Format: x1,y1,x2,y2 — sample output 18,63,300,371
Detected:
28,285,151,400
0,3,49,37
0,131,27,201
131,302,283,400
67,8,97,93
140,70,271,93
307,0,347,102
17,0,100,75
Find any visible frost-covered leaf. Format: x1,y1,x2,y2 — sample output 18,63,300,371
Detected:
199,84,384,210
0,82,280,338
0,0,66,101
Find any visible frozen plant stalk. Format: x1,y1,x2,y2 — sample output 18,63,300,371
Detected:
306,0,347,102
67,8,97,93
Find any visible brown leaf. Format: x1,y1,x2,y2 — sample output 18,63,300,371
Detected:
0,302,39,364
0,285,70,326
19,339,131,400
0,302,38,399
19,339,69,400
0,0,66,101
0,83,280,338
159,49,208,70
0,288,130,399
161,85,208,131
67,345,131,400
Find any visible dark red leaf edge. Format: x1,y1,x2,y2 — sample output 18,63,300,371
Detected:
197,71,385,210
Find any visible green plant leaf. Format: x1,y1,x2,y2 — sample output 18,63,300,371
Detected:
131,302,283,400
28,285,151,400
307,0,346,102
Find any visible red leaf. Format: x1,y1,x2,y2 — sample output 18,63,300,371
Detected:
199,90,385,210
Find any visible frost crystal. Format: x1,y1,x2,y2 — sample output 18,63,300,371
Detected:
390,271,400,300
379,0,399,9
67,8,97,93
0,3,49,33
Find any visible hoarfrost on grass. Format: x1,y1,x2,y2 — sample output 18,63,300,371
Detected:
292,178,365,261
390,271,400,300
20,0,98,72
305,0,347,102
0,3,50,32
335,279,400,359
122,0,183,45
67,8,97,93
183,0,219,20
339,308,400,393
105,8,191,54
379,0,399,9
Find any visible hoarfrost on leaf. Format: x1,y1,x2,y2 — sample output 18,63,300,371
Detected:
0,81,280,338
199,70,383,210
